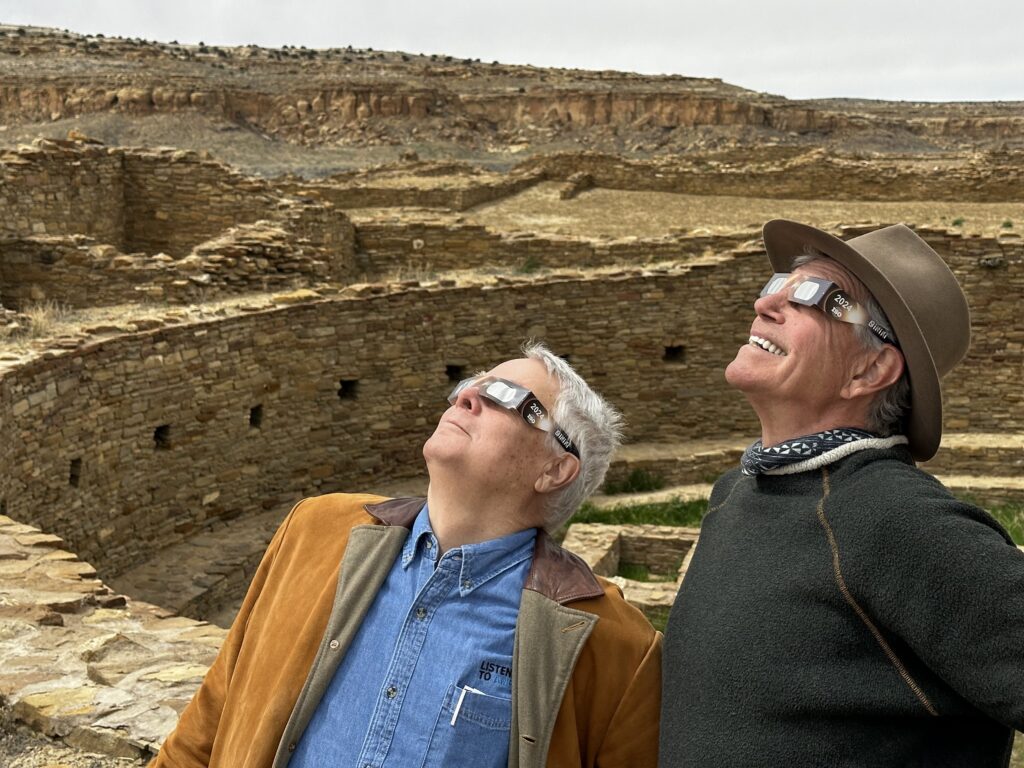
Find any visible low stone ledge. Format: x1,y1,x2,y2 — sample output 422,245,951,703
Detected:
0,514,226,760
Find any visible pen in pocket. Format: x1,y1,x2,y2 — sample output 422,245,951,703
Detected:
450,685,484,726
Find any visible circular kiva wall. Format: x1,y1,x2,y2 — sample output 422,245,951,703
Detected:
0,231,1021,584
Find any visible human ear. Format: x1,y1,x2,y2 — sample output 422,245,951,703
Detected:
534,452,580,495
842,346,905,400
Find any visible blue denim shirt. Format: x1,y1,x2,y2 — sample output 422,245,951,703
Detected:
291,504,537,768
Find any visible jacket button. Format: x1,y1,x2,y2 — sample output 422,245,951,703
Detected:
415,607,427,620
386,685,398,699
329,639,340,650
288,742,296,752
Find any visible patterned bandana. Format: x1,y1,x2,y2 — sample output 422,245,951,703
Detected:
741,428,879,476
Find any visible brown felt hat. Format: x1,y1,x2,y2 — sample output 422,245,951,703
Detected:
761,220,971,462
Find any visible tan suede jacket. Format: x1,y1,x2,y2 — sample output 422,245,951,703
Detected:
150,494,661,768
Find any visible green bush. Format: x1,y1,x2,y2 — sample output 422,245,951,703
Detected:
574,497,708,527
603,468,666,495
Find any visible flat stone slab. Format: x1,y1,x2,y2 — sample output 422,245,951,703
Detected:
0,518,226,760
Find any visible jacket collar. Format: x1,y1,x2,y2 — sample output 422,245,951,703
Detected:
364,497,604,605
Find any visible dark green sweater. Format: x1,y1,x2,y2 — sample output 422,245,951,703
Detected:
660,446,1024,767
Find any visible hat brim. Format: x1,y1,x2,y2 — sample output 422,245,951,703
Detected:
762,220,941,461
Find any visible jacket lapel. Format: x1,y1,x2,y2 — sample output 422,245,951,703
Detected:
272,523,408,767
509,589,598,768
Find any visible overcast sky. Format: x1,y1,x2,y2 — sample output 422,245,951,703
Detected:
2,0,1021,102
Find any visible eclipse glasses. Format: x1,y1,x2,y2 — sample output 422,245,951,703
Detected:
760,273,898,346
447,376,580,458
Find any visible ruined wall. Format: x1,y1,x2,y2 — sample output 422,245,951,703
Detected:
520,151,1024,202
0,140,125,246
0,144,357,308
1,229,1019,580
121,151,283,257
0,260,764,579
930,232,1024,431
291,171,542,211
354,219,751,276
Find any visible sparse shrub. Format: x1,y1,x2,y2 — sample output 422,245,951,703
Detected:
603,468,666,495
1002,220,1013,229
518,255,542,273
22,300,71,338
952,217,965,227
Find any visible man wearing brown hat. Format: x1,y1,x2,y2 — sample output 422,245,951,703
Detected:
659,220,1024,766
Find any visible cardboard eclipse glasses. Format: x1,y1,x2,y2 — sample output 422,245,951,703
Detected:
447,376,580,458
761,273,898,346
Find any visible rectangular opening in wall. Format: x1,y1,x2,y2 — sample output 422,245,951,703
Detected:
249,404,263,429
154,424,172,450
0,499,6,516
558,354,573,364
69,458,82,487
663,345,687,364
445,364,465,382
338,379,359,400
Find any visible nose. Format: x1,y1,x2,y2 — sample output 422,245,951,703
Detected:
753,288,787,323
453,382,484,414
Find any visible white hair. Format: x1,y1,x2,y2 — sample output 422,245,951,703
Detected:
521,341,624,532
792,252,910,436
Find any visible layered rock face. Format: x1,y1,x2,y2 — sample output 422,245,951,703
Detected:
2,24,1024,156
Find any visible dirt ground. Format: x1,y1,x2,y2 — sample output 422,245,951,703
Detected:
0,701,147,768
466,182,1024,240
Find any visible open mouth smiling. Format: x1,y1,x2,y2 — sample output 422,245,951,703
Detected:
748,335,787,356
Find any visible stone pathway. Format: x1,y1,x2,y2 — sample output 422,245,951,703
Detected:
108,504,292,628
0,513,226,760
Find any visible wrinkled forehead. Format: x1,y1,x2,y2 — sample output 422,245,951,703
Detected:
484,358,560,409
791,256,872,304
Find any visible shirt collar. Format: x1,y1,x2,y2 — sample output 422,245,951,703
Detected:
402,505,537,596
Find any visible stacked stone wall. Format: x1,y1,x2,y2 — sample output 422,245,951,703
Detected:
0,140,124,246
926,231,1024,431
0,230,1018,580
0,203,355,308
291,171,542,211
520,151,1024,202
354,219,752,276
121,151,282,257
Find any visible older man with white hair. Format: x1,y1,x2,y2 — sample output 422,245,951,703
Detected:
153,342,661,768
660,220,1024,767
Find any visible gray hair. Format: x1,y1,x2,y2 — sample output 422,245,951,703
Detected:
792,252,910,436
521,341,624,532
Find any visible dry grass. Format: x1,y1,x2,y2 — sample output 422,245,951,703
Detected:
22,300,72,337
467,183,1024,240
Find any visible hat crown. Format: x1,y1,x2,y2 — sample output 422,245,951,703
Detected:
844,224,970,377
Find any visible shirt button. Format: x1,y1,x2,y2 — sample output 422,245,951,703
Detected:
329,639,340,650
462,579,472,589
415,607,427,620
425,539,433,549
287,742,296,753
386,685,398,699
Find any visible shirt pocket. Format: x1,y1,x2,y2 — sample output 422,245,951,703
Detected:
421,682,512,768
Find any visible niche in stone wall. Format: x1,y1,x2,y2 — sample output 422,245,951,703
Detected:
338,379,359,400
69,458,82,488
0,499,6,516
249,404,263,429
663,345,687,364
154,424,172,450
445,364,465,382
